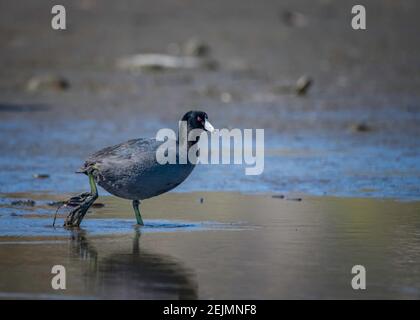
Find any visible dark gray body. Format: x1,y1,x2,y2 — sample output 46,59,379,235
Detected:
80,138,195,200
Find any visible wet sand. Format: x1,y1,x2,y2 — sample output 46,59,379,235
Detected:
1,192,420,299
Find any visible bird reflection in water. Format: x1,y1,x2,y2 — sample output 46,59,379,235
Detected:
69,228,198,299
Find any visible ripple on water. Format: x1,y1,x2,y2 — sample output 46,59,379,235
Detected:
0,216,247,237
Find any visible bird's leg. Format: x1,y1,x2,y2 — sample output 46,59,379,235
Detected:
63,173,98,228
132,200,144,226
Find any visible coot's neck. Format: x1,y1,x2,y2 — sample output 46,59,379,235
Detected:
177,122,200,150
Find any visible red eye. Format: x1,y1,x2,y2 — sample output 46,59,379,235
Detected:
197,116,202,122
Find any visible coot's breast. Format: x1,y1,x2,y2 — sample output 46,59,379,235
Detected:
89,139,195,200
96,161,195,200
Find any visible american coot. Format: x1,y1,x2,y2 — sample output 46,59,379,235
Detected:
60,111,214,228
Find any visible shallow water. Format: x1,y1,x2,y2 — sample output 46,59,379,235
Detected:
0,217,246,237
0,192,420,299
1,114,420,200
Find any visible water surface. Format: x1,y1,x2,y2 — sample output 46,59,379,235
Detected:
1,193,419,299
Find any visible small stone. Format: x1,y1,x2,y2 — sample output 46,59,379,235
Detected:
272,194,285,199
33,173,50,179
26,74,70,92
350,123,371,133
286,197,302,202
11,199,36,206
183,38,210,57
117,54,211,71
295,75,312,95
199,197,204,204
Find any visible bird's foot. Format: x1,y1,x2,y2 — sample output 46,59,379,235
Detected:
61,192,97,228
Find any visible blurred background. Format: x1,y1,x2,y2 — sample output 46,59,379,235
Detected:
1,0,420,199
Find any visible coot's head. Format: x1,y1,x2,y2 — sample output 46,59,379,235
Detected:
181,111,214,132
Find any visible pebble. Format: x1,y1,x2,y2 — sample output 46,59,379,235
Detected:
286,197,302,202
183,38,210,57
296,75,312,95
11,199,36,206
350,123,371,132
33,174,50,179
26,74,70,92
272,194,285,199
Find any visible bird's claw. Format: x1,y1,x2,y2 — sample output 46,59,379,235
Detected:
53,192,97,228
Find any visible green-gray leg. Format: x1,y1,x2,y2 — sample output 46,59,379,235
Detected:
63,173,98,228
132,200,144,226
88,172,97,196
